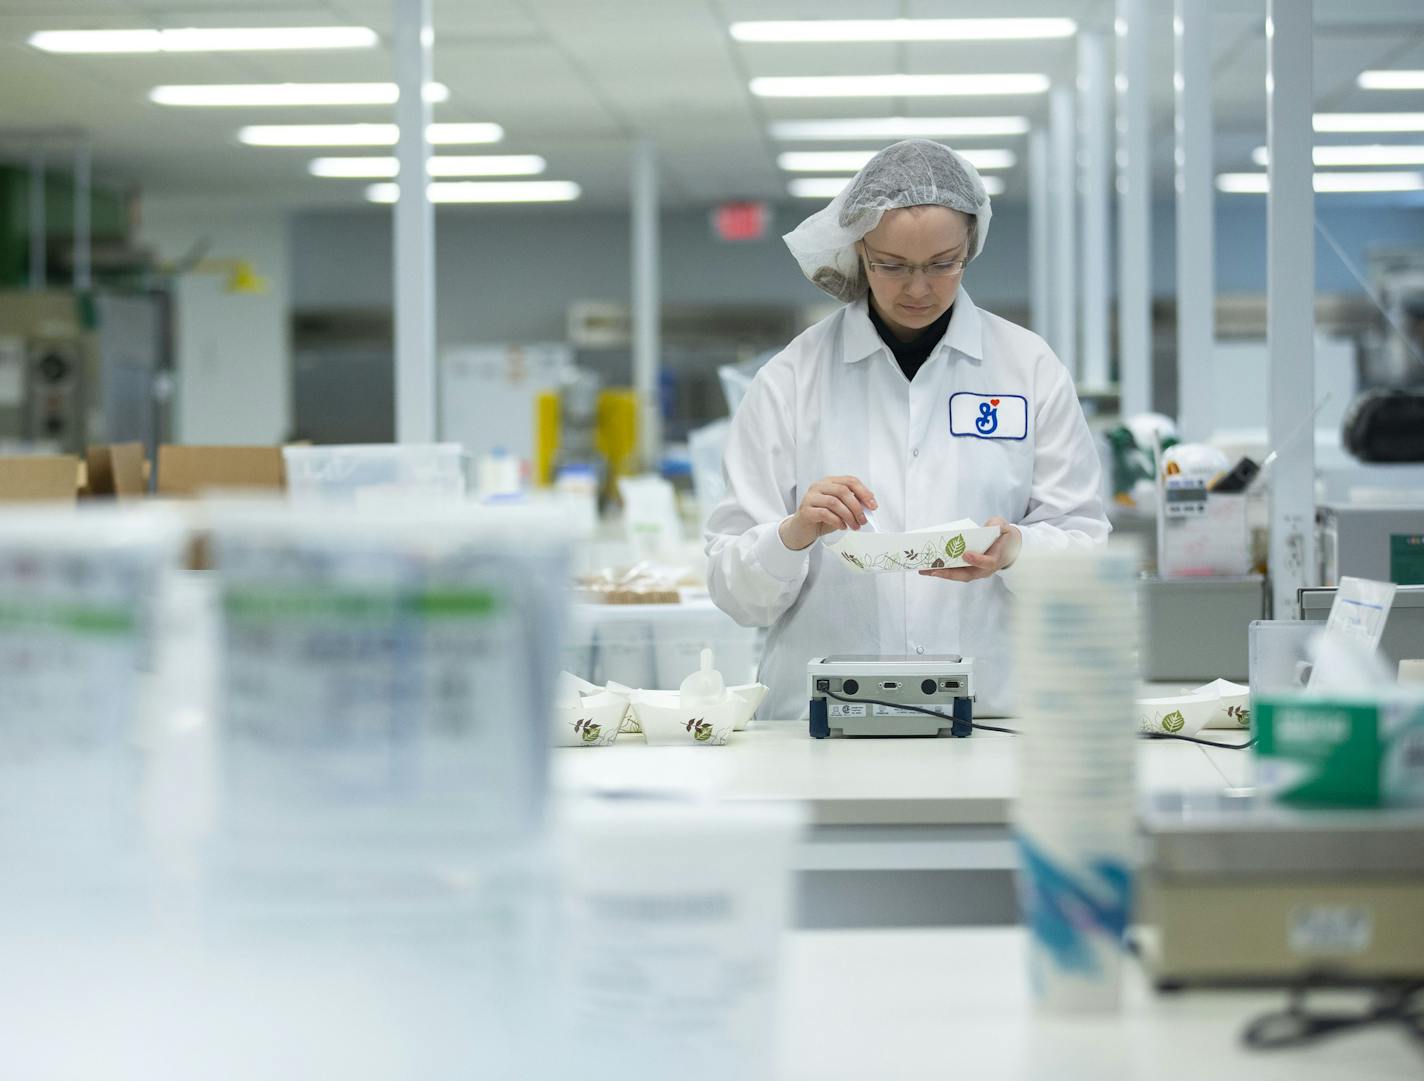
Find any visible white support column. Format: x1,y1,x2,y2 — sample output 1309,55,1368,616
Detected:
392,0,436,444
1049,85,1078,379
631,138,662,471
1173,0,1215,441
1266,0,1317,618
28,146,45,291
1078,31,1112,391
73,138,91,292
1027,128,1052,341
1116,0,1152,417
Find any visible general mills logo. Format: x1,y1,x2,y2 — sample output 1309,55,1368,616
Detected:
975,398,1000,435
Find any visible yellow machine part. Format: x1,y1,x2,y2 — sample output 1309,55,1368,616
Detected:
596,388,639,499
533,390,560,488
533,386,639,498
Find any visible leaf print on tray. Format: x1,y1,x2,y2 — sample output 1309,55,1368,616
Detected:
827,523,1000,574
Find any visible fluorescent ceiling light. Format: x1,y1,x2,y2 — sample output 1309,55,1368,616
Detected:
1252,145,1424,167
29,27,376,53
751,74,1050,98
1314,113,1424,133
788,178,849,199
1358,71,1424,91
151,82,449,107
731,18,1076,43
1216,171,1424,193
778,149,1016,172
239,122,503,147
366,181,582,204
790,175,1006,198
311,155,546,178
772,116,1031,140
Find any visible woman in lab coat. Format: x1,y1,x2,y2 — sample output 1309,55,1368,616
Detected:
706,139,1110,720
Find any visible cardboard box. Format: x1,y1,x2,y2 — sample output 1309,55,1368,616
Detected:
157,445,285,497
0,455,80,503
85,443,149,498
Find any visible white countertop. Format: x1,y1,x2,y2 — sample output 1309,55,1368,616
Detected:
778,928,1417,1080
555,724,1235,826
1198,740,1256,790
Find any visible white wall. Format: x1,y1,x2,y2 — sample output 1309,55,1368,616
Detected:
139,200,291,444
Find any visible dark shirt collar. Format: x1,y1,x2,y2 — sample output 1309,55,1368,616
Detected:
841,291,984,368
868,301,953,382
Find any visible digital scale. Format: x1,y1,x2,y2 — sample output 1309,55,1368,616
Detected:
807,654,975,738
1139,792,1424,988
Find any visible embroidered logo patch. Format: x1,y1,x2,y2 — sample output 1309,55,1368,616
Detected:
949,393,1028,440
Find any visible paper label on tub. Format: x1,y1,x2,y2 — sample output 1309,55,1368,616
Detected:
1288,904,1373,956
220,565,541,825
0,544,161,747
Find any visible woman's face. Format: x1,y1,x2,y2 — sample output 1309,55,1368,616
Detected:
859,206,970,340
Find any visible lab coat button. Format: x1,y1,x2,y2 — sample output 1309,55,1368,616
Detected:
915,645,925,655
913,448,920,457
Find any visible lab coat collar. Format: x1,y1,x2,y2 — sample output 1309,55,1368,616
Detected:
842,290,984,365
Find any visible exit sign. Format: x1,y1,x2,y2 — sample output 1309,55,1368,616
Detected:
712,201,770,242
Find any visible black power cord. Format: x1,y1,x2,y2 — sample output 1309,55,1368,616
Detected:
1141,731,1257,750
1241,974,1424,1051
821,690,1256,749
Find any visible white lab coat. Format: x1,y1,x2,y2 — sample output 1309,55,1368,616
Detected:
705,291,1110,720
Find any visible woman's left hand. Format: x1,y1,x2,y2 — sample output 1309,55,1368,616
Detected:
919,516,1022,582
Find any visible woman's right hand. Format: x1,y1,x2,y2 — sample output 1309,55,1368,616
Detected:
778,476,878,552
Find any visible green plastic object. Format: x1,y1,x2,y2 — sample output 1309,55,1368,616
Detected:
1106,425,1178,499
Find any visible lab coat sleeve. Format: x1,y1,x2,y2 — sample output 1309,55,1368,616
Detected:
704,363,811,627
998,356,1111,590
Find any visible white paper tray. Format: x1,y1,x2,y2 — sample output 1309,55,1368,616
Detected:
825,523,1000,574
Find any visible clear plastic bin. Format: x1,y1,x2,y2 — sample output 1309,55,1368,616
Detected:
567,600,762,689
283,443,468,505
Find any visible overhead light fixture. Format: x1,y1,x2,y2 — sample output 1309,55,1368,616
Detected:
1252,145,1424,167
1314,113,1424,133
730,18,1076,43
1357,71,1424,91
788,178,850,199
151,82,449,107
310,155,546,178
778,149,1016,172
1216,171,1424,193
789,175,1006,198
29,27,377,53
752,74,1050,98
239,122,503,147
772,116,1031,140
366,180,582,204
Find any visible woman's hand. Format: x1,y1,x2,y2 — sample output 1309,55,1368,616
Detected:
779,475,878,552
919,517,1022,582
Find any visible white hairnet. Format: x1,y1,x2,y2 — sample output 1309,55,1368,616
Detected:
783,139,994,303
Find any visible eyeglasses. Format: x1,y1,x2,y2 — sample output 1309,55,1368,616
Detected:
860,247,967,281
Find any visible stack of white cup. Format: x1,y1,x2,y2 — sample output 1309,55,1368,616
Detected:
1010,541,1141,1013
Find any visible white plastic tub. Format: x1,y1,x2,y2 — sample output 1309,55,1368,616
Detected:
283,443,468,505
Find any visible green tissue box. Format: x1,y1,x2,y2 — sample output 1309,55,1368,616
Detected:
1255,696,1424,808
